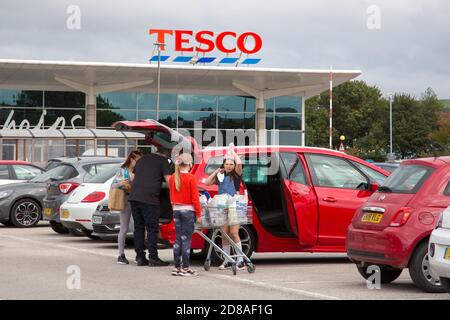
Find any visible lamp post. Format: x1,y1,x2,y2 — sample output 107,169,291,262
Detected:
154,42,164,121
389,94,394,162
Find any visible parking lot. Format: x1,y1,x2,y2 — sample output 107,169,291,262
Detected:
0,222,448,300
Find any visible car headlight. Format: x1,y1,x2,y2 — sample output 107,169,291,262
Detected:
0,190,13,200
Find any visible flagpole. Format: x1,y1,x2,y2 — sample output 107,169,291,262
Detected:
329,66,333,149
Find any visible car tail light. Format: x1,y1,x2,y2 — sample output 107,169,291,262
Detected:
81,191,106,203
59,183,80,194
389,207,412,227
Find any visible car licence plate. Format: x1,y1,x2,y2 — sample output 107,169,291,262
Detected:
43,208,52,217
361,212,383,224
445,248,450,260
60,209,70,219
92,216,102,224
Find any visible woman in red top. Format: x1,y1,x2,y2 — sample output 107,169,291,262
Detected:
169,153,202,276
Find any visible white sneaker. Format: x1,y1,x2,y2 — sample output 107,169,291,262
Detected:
219,262,232,270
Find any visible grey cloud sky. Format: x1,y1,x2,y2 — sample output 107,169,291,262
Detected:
1,0,449,98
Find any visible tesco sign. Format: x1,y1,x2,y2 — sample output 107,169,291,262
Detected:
149,29,263,54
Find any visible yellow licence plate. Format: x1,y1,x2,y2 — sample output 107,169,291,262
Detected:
61,209,70,219
43,208,52,217
445,248,450,260
361,212,383,224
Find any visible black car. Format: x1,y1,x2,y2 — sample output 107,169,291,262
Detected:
43,157,124,234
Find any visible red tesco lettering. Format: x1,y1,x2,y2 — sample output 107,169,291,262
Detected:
149,29,262,54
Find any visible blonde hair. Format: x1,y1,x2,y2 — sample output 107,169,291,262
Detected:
174,153,193,192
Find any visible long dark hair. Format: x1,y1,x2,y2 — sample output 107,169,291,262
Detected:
122,150,142,169
221,158,240,183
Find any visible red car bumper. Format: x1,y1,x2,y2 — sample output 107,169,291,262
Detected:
346,224,414,269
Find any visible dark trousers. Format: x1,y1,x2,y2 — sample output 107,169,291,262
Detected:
173,210,195,269
129,200,160,260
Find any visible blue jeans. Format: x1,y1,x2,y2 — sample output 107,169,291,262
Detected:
173,210,195,269
129,201,160,261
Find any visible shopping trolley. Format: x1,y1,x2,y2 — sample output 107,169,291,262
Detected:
194,194,256,275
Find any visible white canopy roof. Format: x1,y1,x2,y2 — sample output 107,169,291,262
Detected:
0,59,361,99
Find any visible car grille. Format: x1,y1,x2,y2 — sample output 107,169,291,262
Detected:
93,225,119,234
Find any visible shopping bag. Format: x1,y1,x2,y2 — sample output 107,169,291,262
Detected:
108,187,126,212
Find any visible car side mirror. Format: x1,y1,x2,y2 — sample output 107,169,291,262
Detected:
370,182,379,192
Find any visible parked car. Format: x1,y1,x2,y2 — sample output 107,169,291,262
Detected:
429,205,450,294
0,164,77,227
59,166,120,239
113,119,389,263
0,161,45,186
43,157,124,234
347,156,450,293
373,162,400,173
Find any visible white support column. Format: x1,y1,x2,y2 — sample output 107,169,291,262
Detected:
256,92,266,146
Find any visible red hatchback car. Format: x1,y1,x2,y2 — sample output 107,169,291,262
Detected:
114,120,389,262
347,157,450,293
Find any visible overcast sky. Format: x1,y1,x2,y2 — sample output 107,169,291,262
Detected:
1,0,449,98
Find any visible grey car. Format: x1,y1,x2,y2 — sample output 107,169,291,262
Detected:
0,165,78,228
42,157,124,234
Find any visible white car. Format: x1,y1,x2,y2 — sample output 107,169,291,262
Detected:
60,168,116,238
429,206,450,294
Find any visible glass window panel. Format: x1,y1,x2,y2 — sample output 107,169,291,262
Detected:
97,92,137,110
0,108,46,129
308,154,367,189
158,111,177,127
264,98,274,113
96,109,136,128
12,164,43,180
218,96,256,112
220,130,256,147
218,112,255,130
0,90,43,108
267,130,302,146
275,114,301,130
0,165,10,179
279,152,307,185
178,94,217,111
274,96,301,113
2,139,16,160
137,93,177,111
44,91,85,109
178,111,216,128
137,110,156,120
266,114,274,130
65,139,86,158
45,109,85,128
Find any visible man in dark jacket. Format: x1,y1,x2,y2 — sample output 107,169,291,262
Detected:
129,152,172,267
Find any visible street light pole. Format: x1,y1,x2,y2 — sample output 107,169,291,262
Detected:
389,94,393,161
154,42,163,121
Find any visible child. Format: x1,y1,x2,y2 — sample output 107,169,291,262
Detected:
169,153,202,276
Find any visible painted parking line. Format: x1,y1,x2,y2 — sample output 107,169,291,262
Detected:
0,234,342,300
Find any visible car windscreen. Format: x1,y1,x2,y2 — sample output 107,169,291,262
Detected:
30,164,77,182
86,165,120,183
379,164,435,194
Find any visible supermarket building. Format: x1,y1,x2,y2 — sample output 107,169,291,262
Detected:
0,59,360,163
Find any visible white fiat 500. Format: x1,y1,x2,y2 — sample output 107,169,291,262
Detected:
59,167,118,239
429,206,450,294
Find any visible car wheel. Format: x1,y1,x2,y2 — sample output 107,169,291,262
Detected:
1,220,13,226
210,225,256,265
82,229,101,240
49,221,70,234
10,199,41,228
439,278,450,294
190,248,207,261
409,242,445,293
356,264,403,284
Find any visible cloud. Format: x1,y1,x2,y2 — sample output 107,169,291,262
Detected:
0,0,449,97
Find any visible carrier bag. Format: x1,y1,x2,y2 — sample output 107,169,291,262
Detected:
108,187,126,212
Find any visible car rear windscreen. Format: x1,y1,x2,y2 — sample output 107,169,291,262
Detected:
86,165,120,183
30,164,78,182
380,164,435,194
